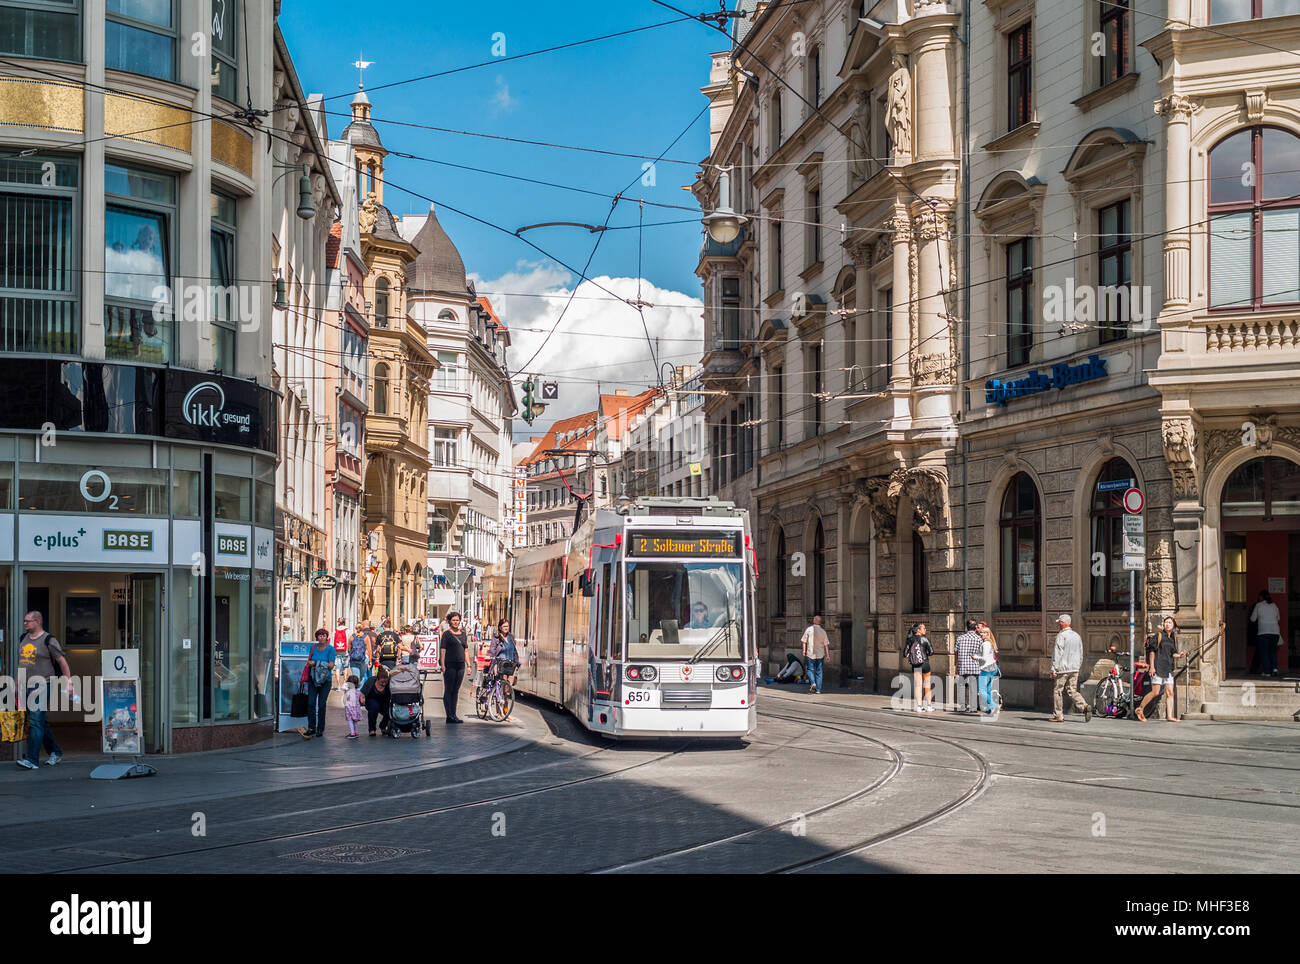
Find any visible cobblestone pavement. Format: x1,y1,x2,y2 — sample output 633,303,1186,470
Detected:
4,682,1297,873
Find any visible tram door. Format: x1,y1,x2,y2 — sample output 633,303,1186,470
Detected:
592,563,613,705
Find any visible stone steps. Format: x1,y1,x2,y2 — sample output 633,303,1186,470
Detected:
1191,680,1300,721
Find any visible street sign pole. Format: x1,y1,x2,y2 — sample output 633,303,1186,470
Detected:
1130,571,1135,712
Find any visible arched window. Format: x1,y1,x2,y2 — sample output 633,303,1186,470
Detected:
438,309,457,323
812,520,826,617
1223,456,1300,520
1209,126,1300,310
373,277,390,328
774,528,787,617
1091,457,1138,609
373,363,389,415
999,472,1041,610
912,531,929,614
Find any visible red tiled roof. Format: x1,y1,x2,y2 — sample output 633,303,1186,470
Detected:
325,221,342,270
600,388,660,441
520,410,598,466
476,296,505,330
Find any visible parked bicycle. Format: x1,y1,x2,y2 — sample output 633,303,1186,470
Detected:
1093,646,1148,718
475,658,516,721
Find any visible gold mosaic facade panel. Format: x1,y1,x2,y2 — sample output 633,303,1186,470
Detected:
0,76,84,132
212,119,253,175
104,92,191,153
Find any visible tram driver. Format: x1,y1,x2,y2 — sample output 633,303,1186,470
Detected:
687,602,719,629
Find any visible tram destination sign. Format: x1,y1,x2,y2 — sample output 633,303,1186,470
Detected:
627,531,742,558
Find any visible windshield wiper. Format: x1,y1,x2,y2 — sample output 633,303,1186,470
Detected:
688,618,737,664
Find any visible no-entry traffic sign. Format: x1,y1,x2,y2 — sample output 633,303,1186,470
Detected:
1122,487,1144,514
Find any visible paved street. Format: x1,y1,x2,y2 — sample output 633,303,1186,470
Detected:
5,682,1296,874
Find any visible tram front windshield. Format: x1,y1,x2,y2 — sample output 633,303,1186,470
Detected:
625,561,744,660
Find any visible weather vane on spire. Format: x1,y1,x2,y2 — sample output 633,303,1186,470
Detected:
353,52,373,90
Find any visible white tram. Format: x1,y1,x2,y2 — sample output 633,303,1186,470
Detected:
487,497,757,739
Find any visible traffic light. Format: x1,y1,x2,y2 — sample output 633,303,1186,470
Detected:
522,378,534,424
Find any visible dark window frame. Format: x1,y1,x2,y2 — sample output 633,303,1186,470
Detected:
912,531,929,614
774,528,787,617
1098,0,1129,88
1006,238,1033,367
999,472,1041,611
1007,22,1033,131
0,0,81,62
1090,458,1138,610
1097,198,1131,344
105,0,179,83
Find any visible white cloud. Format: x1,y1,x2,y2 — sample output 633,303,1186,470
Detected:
470,263,703,439
491,75,517,113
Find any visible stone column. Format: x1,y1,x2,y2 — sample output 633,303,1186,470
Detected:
888,209,912,407
1155,95,1197,310
911,202,954,421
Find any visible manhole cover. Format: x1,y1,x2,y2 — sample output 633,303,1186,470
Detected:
284,844,427,865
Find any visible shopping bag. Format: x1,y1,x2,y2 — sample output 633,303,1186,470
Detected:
0,710,28,743
290,685,309,718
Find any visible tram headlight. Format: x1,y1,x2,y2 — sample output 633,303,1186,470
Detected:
715,665,731,683
730,666,745,681
626,666,640,680
640,665,658,682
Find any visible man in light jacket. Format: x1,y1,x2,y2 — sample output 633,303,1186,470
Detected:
1049,614,1091,723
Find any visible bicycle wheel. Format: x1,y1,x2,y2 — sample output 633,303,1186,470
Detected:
1093,677,1117,717
496,681,514,720
475,687,489,720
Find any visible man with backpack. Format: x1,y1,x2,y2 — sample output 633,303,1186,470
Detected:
16,611,74,769
348,625,370,686
377,618,402,671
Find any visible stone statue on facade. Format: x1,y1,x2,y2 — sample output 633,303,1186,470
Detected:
887,57,911,161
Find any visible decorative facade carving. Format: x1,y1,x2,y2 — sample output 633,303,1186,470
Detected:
886,467,949,535
359,191,380,234
858,476,898,544
848,91,872,187
911,351,954,386
1161,417,1198,501
846,236,873,266
887,56,911,161
1153,94,1200,121
1245,89,1268,124
1200,428,1239,472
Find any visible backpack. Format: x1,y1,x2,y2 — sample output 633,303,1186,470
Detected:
906,636,928,668
349,635,367,661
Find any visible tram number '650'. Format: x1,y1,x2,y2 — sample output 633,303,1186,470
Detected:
626,689,653,704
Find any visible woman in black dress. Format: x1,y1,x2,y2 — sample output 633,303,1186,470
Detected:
440,611,470,724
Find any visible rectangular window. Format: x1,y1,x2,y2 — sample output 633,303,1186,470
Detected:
210,0,238,103
809,46,821,107
434,350,460,391
0,154,79,355
433,427,458,468
210,192,237,371
806,186,822,267
1007,23,1032,131
19,464,167,514
106,0,177,81
808,344,824,435
771,93,782,153
214,474,250,521
720,276,740,349
1097,199,1131,343
1262,207,1300,305
1209,211,1253,309
1099,0,1128,88
773,365,785,449
105,163,175,363
1006,239,1033,367
0,0,80,61
772,220,784,293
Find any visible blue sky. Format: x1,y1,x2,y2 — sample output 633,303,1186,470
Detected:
279,0,721,298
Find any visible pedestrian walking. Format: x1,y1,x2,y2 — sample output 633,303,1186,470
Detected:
1136,616,1188,723
377,619,401,671
348,626,370,686
15,611,73,769
440,611,470,724
954,619,984,714
976,621,1000,714
343,675,363,739
801,614,830,694
303,628,336,738
1049,614,1091,723
905,622,935,712
360,668,391,736
1250,589,1282,677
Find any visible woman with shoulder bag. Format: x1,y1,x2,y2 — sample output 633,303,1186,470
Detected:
304,628,336,738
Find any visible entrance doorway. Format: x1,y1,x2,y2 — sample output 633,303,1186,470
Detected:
1220,457,1300,678
22,570,164,753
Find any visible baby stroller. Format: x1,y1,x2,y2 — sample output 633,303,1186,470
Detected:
385,663,431,738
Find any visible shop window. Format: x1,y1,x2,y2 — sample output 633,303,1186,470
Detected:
999,472,1041,610
254,479,273,528
214,473,250,521
0,0,80,61
213,564,249,721
170,567,199,723
252,570,273,718
1090,458,1138,609
173,469,200,518
18,463,167,514
104,163,175,363
106,0,177,81
1209,127,1300,310
1,154,80,355
210,192,237,371
0,461,11,508
209,0,238,103
812,519,826,616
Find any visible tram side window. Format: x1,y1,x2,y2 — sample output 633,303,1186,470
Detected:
610,564,624,661
597,564,611,660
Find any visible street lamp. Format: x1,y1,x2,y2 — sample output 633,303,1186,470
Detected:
702,166,746,245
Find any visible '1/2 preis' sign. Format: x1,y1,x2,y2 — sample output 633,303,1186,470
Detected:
985,355,1108,407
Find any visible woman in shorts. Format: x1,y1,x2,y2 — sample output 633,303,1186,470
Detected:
905,622,935,712
1137,616,1187,722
